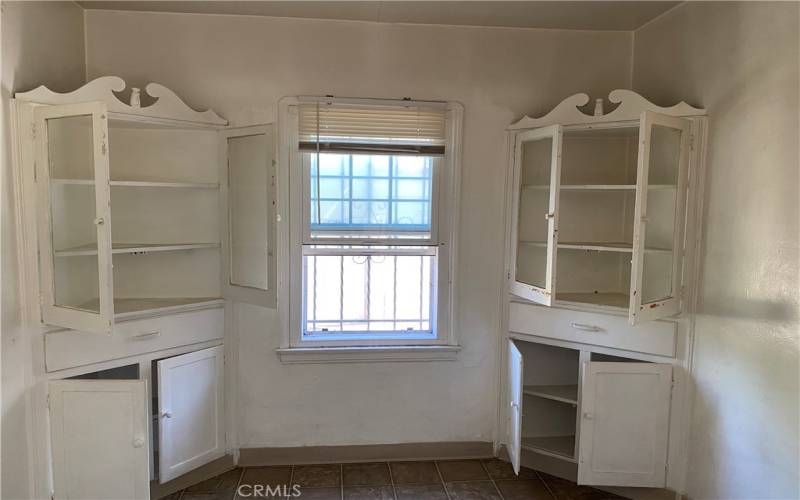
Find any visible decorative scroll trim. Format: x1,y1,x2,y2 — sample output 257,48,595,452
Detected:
15,76,227,126
508,89,705,130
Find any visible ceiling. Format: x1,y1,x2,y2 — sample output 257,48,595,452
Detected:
76,1,681,31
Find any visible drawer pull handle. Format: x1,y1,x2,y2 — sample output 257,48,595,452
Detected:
130,330,160,340
570,323,604,333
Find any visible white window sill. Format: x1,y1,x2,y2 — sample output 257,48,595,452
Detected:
276,345,461,364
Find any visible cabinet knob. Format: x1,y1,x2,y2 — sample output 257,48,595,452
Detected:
162,411,172,419
544,212,555,220
93,217,105,226
583,412,594,420
132,437,145,448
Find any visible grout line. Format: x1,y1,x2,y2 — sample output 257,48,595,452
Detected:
339,463,344,500
288,465,295,498
386,462,397,500
478,460,505,500
534,469,558,500
231,466,246,500
433,461,452,500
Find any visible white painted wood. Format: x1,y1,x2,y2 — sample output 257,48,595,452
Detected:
629,111,692,325
508,89,705,130
16,76,227,127
49,379,149,500
55,242,219,257
35,101,115,335
577,362,672,487
509,125,563,305
507,340,524,474
276,345,461,363
220,124,277,308
157,345,225,483
45,307,224,372
508,302,677,358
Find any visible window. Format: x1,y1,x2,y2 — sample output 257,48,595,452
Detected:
284,97,462,348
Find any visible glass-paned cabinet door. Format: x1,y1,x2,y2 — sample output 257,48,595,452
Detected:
34,102,114,334
509,125,563,305
630,111,691,324
220,124,277,308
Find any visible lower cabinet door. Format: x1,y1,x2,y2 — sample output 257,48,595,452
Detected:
577,362,672,487
157,345,225,483
49,380,150,500
506,340,524,474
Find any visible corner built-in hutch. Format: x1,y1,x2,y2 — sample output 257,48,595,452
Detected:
502,90,707,492
12,76,276,500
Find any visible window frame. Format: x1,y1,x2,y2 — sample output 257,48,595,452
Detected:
279,96,463,349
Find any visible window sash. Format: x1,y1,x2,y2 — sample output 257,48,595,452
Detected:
301,245,438,340
301,153,440,246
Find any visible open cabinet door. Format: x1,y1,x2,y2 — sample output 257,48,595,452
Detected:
629,111,691,324
219,125,277,308
509,125,563,306
577,362,672,487
35,102,114,334
507,340,524,474
157,346,225,483
49,380,149,500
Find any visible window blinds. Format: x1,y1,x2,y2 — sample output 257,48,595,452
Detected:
298,101,447,155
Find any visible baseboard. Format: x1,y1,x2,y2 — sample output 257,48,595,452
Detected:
150,454,236,499
238,441,494,466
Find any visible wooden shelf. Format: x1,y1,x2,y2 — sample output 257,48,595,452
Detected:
556,292,629,308
52,178,218,189
523,384,578,405
78,297,223,316
521,184,675,191
521,436,577,463
55,242,219,257
520,240,671,254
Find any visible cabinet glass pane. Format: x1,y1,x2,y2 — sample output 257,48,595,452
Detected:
47,114,100,313
228,134,268,290
516,136,553,288
642,125,681,303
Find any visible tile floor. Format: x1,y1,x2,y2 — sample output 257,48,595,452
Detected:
160,459,627,500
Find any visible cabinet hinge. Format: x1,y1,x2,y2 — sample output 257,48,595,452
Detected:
31,123,36,140
46,393,50,410
689,134,695,151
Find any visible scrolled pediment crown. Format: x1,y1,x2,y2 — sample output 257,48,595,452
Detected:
508,89,704,130
15,76,227,126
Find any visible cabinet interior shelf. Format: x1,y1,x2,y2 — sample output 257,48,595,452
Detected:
52,178,219,189
55,242,220,257
523,384,578,405
76,296,224,317
521,436,577,463
521,184,675,191
519,240,671,254
556,292,629,308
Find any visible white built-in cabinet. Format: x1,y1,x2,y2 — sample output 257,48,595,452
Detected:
503,90,706,490
508,92,701,324
19,76,276,335
12,77,276,499
48,346,224,499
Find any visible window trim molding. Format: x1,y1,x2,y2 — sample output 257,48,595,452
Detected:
276,96,463,354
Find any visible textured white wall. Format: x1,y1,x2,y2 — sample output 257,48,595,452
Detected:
84,10,633,447
633,3,800,498
1,2,86,499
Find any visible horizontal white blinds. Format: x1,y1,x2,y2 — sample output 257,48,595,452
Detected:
299,102,447,155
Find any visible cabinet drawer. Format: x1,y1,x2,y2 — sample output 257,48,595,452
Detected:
45,307,224,372
508,302,676,357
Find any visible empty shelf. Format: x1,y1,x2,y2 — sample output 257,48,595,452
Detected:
520,240,671,254
556,292,629,308
523,384,578,405
78,297,223,316
52,178,218,189
521,184,675,191
55,242,219,257
521,436,576,463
